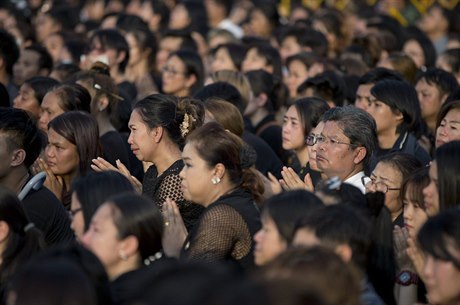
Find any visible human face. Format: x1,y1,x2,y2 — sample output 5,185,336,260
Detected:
282,105,305,151
13,83,41,119
162,55,193,97
87,38,120,70
35,12,59,43
316,121,362,181
355,84,373,111
366,96,402,136
423,254,460,305
307,121,324,172
125,32,145,67
280,36,302,62
416,78,444,122
423,161,439,216
156,37,182,71
13,50,42,86
44,33,64,64
39,91,65,131
403,40,425,69
127,109,156,162
179,142,216,206
369,162,403,219
286,60,309,98
211,48,237,73
418,6,445,36
45,128,80,177
436,108,460,148
249,9,271,38
292,227,320,247
242,48,267,73
81,203,126,280
403,185,428,238
70,192,85,242
169,4,190,30
253,214,287,266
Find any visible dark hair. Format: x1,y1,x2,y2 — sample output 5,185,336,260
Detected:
0,108,42,168
292,97,330,136
404,27,437,69
89,29,130,73
436,99,460,129
169,49,204,95
435,140,460,211
203,98,245,137
51,63,81,82
194,82,246,114
107,193,164,261
211,43,247,71
377,152,422,182
48,111,101,177
43,4,79,33
179,1,209,37
416,68,459,98
279,26,328,58
146,0,170,31
295,204,372,271
285,52,317,71
0,186,44,285
73,171,134,231
51,83,92,113
358,67,404,85
134,94,204,149
0,29,20,75
246,69,283,112
247,43,283,80
250,1,280,35
262,190,323,244
186,122,264,203
417,209,460,269
24,76,60,106
321,106,378,172
161,29,198,53
371,80,422,134
437,48,460,75
400,167,429,210
298,71,346,107
24,44,53,72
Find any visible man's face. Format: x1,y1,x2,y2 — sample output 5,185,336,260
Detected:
316,121,364,180
355,84,373,111
13,50,42,86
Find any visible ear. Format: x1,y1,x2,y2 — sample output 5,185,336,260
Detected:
334,244,353,263
394,109,404,124
213,163,226,180
441,93,449,104
120,235,139,258
265,65,274,74
150,126,164,143
353,146,367,165
0,221,10,244
11,149,26,167
185,73,197,89
97,95,110,112
255,93,268,107
116,50,127,65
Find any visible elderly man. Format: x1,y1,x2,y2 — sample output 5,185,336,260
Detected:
315,106,377,193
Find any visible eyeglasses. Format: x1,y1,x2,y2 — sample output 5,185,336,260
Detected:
316,135,354,147
68,207,82,220
162,66,186,77
361,176,401,194
306,134,320,146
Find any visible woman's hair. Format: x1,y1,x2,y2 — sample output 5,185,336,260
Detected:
73,171,134,231
210,69,251,108
436,100,460,129
134,94,204,149
247,43,283,80
438,48,460,74
435,140,460,211
24,76,60,106
51,83,92,113
169,49,204,95
250,2,280,35
404,27,437,69
376,153,423,186
122,27,157,70
418,209,460,269
292,97,330,137
400,167,429,210
285,52,317,71
0,186,44,285
106,193,164,262
262,190,323,244
383,52,418,84
186,122,264,203
370,80,422,135
204,98,244,137
88,29,130,73
211,43,247,71
246,69,284,113
180,1,209,37
48,111,101,177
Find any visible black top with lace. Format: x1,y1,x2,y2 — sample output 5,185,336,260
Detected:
181,188,261,271
142,159,203,231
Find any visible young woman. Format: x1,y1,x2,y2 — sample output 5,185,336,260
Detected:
253,190,322,266
210,43,247,74
242,43,283,81
161,50,204,97
39,111,101,209
435,100,460,148
92,94,204,230
162,122,263,270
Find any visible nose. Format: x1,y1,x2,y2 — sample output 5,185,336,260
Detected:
179,166,185,179
253,229,263,243
127,132,133,145
80,230,92,249
423,255,434,280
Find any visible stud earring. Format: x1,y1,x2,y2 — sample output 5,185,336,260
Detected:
119,251,128,260
211,177,221,185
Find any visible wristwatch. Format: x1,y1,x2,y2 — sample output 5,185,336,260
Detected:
396,270,418,286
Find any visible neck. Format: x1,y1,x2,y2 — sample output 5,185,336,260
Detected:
0,71,10,86
425,116,437,134
249,109,270,128
97,115,116,136
295,146,309,168
108,256,140,281
151,141,182,176
427,30,445,42
203,181,236,207
391,208,402,223
173,87,190,97
378,129,400,150
0,167,29,195
111,68,127,84
126,61,149,80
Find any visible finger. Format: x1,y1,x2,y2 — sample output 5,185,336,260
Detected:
304,173,314,191
116,159,131,176
267,172,281,185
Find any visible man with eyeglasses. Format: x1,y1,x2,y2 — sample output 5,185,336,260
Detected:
314,106,378,193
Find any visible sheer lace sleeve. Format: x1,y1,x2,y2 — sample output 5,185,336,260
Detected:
184,204,252,263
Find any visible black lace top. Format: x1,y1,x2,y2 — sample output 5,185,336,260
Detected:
181,188,261,271
142,160,203,231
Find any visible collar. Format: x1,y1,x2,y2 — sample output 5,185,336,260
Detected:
344,171,366,193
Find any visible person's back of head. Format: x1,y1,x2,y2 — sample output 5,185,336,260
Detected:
416,67,459,100
194,82,246,114
358,67,404,86
25,44,53,73
0,29,20,77
435,140,460,210
298,71,346,107
24,76,60,107
203,98,245,137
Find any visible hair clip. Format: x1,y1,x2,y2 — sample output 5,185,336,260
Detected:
93,83,124,101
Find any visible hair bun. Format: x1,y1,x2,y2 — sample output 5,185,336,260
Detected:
240,144,257,169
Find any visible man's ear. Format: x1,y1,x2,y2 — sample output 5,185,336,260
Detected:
441,93,449,104
116,50,127,65
334,244,353,263
353,146,367,165
255,93,268,107
97,95,109,112
185,73,197,89
11,149,26,167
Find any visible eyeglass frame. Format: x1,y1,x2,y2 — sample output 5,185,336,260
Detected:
306,134,356,147
161,66,187,77
68,207,83,220
361,176,401,194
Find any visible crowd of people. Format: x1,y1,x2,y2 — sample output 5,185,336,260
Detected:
0,0,460,304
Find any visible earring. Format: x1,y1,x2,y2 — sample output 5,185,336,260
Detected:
211,177,221,185
119,251,128,260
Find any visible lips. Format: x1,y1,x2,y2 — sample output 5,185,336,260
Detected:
316,154,327,162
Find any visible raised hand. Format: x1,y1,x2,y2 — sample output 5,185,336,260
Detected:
162,198,188,258
38,158,64,200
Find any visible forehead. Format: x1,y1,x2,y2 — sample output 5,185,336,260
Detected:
93,203,115,223
128,109,146,125
21,50,40,61
322,120,346,137
356,84,373,95
286,105,300,118
167,55,185,67
373,161,401,178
